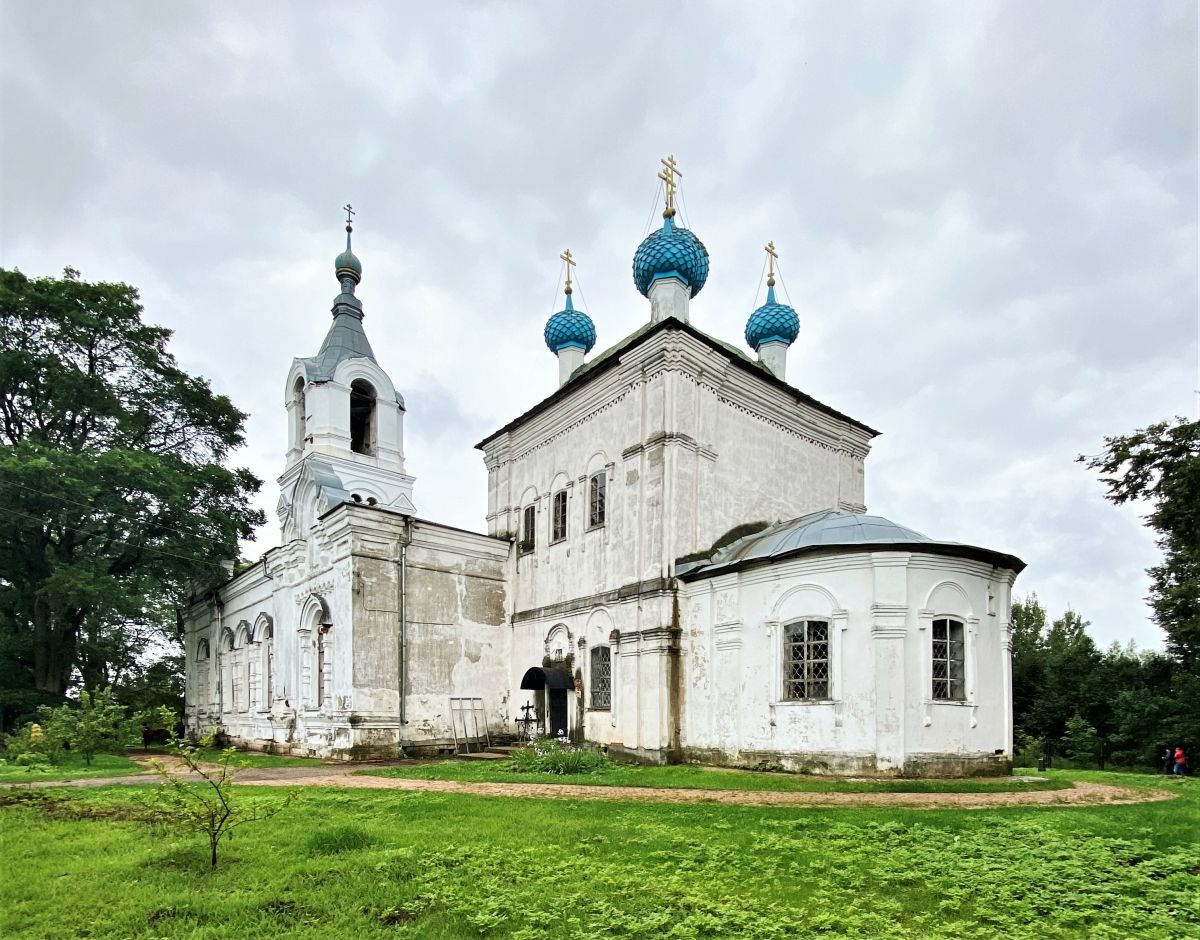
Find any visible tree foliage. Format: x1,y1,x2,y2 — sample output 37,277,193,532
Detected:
0,267,263,724
1081,417,1200,666
1011,595,1198,767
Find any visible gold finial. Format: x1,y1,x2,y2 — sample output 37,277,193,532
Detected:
765,240,779,286
658,154,682,218
560,248,576,295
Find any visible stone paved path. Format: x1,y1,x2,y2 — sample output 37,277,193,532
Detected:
5,757,1178,810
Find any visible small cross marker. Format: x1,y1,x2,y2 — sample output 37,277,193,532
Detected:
765,240,779,286
658,154,682,218
560,248,576,294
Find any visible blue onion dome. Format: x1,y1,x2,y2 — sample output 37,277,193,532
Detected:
745,283,799,350
632,215,710,298
334,223,362,283
544,291,596,354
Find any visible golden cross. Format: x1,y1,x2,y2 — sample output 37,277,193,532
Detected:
560,248,575,294
765,240,779,285
658,154,682,218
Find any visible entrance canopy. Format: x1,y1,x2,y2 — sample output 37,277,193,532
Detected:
520,665,573,690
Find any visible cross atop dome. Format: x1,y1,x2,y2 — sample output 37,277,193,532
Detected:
765,240,779,286
560,248,576,295
658,154,682,219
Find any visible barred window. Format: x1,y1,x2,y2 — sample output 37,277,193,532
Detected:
783,620,830,700
589,472,606,527
931,618,965,701
520,505,536,553
591,646,611,709
551,490,567,543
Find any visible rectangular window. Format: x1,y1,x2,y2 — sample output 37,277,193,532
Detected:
520,505,536,553
591,646,611,710
783,620,830,700
931,618,965,701
589,472,606,528
551,490,567,543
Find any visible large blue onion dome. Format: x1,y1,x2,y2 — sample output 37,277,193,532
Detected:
745,284,799,350
544,291,596,354
632,215,710,298
335,223,362,283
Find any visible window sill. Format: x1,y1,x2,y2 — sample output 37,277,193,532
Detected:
586,522,606,532
588,706,611,712
926,699,973,707
549,537,566,546
772,699,837,706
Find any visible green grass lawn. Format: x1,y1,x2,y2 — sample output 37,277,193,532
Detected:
362,758,1069,793
0,751,143,784
0,770,1194,939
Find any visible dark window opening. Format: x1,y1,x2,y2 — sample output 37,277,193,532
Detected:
520,505,536,554
349,380,377,455
932,618,965,701
551,490,567,542
293,377,307,450
591,646,611,709
783,620,830,700
589,472,606,527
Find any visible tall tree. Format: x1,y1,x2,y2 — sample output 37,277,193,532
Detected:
1081,418,1200,667
0,267,263,723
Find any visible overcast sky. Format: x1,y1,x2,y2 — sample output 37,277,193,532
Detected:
2,1,1196,649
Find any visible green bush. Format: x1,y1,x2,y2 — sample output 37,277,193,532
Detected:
510,738,608,775
37,688,131,765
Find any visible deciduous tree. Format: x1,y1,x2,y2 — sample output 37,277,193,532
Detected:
0,267,263,725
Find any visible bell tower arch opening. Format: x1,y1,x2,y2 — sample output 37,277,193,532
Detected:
349,379,377,455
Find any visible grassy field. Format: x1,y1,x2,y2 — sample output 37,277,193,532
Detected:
363,759,1071,793
1,769,1195,938
0,752,143,784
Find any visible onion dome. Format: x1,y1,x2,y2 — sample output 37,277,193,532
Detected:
335,221,362,284
544,291,596,354
745,283,799,350
632,215,710,298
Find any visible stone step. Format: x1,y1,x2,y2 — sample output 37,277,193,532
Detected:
458,750,510,760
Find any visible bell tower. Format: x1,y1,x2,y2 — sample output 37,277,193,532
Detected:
277,208,416,540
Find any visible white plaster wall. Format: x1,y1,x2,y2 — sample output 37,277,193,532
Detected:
678,551,1017,772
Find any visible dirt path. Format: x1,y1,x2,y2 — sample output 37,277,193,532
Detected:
5,757,1178,809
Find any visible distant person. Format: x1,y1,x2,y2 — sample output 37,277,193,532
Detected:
1164,747,1175,774
1174,746,1188,776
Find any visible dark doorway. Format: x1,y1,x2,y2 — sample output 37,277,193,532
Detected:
519,665,573,738
548,688,568,737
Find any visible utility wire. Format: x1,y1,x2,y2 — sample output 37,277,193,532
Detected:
642,179,664,235
750,253,768,311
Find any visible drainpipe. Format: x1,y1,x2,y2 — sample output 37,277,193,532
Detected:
397,516,413,726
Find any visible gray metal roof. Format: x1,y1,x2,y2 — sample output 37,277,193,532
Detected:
301,301,377,382
675,508,1024,578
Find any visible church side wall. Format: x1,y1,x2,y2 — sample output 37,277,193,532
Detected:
677,551,1015,776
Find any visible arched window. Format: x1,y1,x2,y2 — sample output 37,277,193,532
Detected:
316,627,330,708
260,623,274,709
589,471,606,528
551,490,568,543
590,646,611,710
349,379,377,455
220,629,235,714
520,504,536,554
931,618,965,701
196,640,211,713
292,376,307,450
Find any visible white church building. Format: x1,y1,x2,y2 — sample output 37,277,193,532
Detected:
184,167,1024,776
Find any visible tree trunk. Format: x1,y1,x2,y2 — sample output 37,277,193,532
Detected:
31,596,72,697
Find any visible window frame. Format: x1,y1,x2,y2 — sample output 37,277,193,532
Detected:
930,617,966,702
590,645,611,710
519,505,536,554
588,471,607,529
781,619,832,702
550,490,568,544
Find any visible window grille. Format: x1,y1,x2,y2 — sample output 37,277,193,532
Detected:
551,490,567,542
591,646,611,709
931,618,965,701
589,472,606,527
520,505,536,553
783,620,830,700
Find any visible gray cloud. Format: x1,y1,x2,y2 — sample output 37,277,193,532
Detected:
2,0,1195,649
